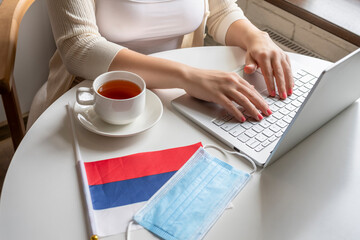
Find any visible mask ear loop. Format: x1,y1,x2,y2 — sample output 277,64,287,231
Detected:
127,144,256,240
204,144,257,174
127,220,134,240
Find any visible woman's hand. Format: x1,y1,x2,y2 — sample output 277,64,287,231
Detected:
110,49,271,122
181,68,272,122
243,31,294,99
226,19,294,100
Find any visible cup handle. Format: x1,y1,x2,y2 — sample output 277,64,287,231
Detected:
76,87,95,105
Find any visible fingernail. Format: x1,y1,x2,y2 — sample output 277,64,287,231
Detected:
282,92,287,99
271,90,276,97
244,65,255,73
241,116,246,122
245,64,255,69
288,89,293,95
257,114,263,121
267,109,272,115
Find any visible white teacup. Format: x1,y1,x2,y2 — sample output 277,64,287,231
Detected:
76,71,146,125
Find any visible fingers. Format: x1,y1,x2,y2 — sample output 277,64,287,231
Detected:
217,93,264,123
256,51,293,99
257,55,276,97
217,95,247,123
244,31,294,100
231,91,264,121
222,50,293,123
216,75,271,122
244,53,257,74
236,80,270,117
184,68,272,123
273,59,287,99
283,54,294,95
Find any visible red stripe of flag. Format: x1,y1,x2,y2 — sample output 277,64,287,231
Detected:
84,142,202,186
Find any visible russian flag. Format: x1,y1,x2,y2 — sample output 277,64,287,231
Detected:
82,142,202,237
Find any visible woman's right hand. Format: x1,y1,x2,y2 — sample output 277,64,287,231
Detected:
109,49,271,122
181,67,272,122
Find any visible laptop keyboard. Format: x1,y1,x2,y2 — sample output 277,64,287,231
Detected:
212,69,318,153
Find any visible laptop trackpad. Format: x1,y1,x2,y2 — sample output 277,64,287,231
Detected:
235,67,268,95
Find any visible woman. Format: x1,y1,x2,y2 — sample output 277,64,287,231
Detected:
27,0,293,128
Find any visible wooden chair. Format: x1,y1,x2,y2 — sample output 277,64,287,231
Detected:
0,0,55,150
0,0,34,149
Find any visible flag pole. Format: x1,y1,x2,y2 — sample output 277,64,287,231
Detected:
67,103,98,240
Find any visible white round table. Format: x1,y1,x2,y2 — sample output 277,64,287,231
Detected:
1,46,360,240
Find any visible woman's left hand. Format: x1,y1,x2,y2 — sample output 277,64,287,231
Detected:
226,19,294,100
243,31,294,99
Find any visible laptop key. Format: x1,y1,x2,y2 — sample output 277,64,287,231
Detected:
238,133,250,143
269,135,277,142
275,131,283,138
292,100,302,108
297,69,307,76
310,78,317,85
221,122,239,132
283,115,293,124
245,129,257,138
222,114,233,122
247,139,260,148
273,112,284,119
262,140,271,147
255,133,267,142
270,125,281,133
283,98,292,104
254,145,264,152
270,104,280,112
229,125,246,137
289,94,298,100
265,97,275,105
305,83,313,89
275,101,286,108
279,108,290,115
252,125,264,133
260,120,271,128
299,86,309,93
286,104,296,112
295,80,304,87
266,116,277,124
298,96,306,102
240,121,253,129
276,120,288,128
263,129,274,137
293,89,302,96
212,119,224,126
299,74,314,83
293,72,302,79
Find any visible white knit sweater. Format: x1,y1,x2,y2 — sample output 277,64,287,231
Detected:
27,0,246,128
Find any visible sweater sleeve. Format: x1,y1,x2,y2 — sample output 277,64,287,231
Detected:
46,0,125,80
207,0,247,45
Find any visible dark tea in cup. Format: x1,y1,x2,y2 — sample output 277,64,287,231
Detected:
76,71,146,125
97,80,142,100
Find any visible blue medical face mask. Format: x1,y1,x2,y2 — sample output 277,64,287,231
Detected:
133,146,254,240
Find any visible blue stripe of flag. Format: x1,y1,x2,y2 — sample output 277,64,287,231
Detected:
89,171,176,210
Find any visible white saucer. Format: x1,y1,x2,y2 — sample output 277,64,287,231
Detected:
73,89,163,137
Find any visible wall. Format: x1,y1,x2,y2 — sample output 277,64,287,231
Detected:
237,0,357,61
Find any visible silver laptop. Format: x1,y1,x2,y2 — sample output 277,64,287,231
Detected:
172,49,360,167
